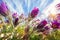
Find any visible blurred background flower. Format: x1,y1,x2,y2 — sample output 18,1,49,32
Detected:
0,1,8,16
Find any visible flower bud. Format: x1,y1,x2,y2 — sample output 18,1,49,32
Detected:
31,7,39,18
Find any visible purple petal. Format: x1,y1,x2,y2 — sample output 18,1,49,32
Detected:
41,20,47,26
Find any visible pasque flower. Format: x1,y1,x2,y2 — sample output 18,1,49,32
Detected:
0,2,8,16
12,13,19,26
51,20,60,29
37,20,47,29
31,7,39,18
37,20,47,32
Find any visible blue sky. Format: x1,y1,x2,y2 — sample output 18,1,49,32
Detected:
0,0,53,16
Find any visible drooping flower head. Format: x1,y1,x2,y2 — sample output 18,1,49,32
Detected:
37,20,47,31
0,2,8,16
31,7,39,18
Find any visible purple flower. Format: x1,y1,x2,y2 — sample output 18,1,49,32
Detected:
12,13,19,26
37,20,47,32
51,20,60,29
12,13,18,18
0,2,8,16
41,20,47,26
31,7,39,18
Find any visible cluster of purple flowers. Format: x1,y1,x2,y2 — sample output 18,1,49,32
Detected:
0,1,60,35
